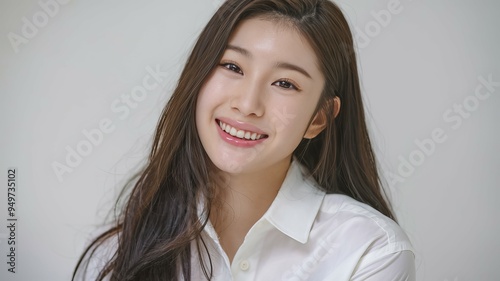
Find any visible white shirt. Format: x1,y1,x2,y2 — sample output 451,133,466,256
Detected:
87,160,415,280
191,160,415,280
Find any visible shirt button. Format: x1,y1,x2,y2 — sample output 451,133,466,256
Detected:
239,260,250,271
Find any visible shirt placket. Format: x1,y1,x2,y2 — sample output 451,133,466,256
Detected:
230,219,269,281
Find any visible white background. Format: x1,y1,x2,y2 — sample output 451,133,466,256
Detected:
1,0,499,280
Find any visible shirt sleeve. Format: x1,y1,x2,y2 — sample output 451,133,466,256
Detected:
350,250,416,281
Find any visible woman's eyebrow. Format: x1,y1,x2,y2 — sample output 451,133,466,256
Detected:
226,44,252,57
226,44,312,79
274,62,311,79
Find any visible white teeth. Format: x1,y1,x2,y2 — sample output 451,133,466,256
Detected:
229,127,237,136
218,120,265,140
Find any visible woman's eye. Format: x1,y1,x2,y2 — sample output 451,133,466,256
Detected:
273,80,299,91
221,63,243,74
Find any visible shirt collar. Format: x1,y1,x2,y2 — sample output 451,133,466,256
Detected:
263,158,326,244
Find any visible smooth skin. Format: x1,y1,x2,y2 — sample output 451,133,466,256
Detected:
195,18,340,263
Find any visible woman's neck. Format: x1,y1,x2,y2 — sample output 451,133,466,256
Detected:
210,156,292,263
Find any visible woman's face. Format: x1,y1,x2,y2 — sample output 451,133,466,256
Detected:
195,18,325,175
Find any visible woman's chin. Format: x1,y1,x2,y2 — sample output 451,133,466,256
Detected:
208,148,255,173
213,159,250,175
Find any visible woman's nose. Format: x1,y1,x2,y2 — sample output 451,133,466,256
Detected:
230,78,265,117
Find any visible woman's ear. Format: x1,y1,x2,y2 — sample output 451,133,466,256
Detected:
304,96,341,139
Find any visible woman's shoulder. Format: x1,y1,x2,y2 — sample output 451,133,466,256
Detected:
317,193,414,256
310,194,416,279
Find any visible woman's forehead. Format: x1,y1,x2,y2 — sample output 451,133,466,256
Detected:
226,18,322,77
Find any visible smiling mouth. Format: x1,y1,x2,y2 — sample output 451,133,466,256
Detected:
216,119,268,141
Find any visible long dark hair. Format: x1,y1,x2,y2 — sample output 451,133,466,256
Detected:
73,0,394,280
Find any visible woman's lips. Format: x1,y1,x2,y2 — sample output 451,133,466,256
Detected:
215,119,268,147
216,119,268,141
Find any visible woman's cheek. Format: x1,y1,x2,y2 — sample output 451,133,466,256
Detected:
198,83,224,112
203,75,233,102
271,100,307,135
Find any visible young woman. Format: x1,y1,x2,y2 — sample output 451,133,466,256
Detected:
73,0,415,280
